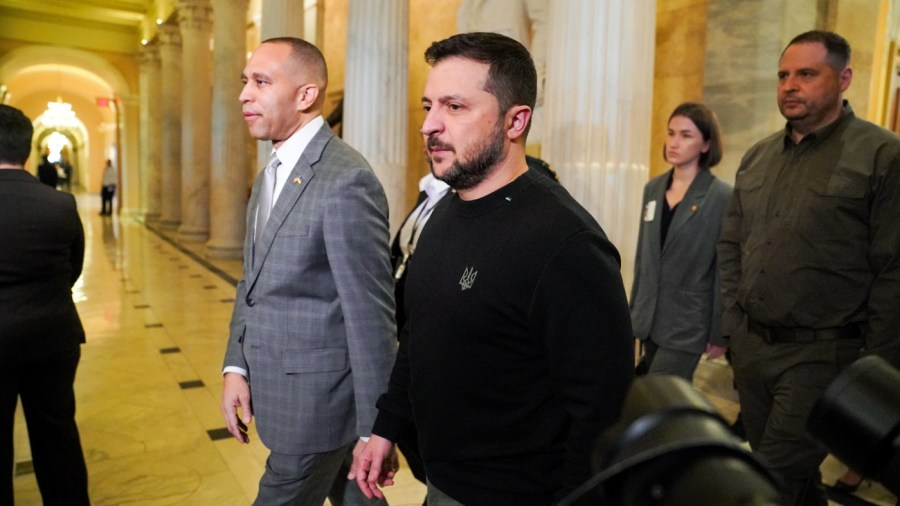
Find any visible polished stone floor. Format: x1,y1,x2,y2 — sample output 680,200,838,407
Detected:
10,194,896,505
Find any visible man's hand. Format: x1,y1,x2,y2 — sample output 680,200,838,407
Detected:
348,435,398,499
221,372,252,443
706,343,728,360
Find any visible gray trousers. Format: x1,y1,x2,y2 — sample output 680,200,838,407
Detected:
254,442,388,506
640,338,702,381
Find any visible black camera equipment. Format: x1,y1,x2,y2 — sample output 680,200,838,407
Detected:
560,375,782,505
808,354,900,496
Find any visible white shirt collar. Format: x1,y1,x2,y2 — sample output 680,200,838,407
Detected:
270,115,326,202
418,173,451,206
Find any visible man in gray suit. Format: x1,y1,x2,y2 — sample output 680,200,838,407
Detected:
221,37,397,505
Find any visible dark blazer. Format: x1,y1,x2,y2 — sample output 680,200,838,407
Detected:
224,124,397,455
630,169,732,354
0,169,84,367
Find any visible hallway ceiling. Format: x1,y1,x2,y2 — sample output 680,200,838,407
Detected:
0,0,153,54
0,0,148,27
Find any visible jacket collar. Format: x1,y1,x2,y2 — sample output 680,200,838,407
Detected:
661,168,715,253
247,123,333,284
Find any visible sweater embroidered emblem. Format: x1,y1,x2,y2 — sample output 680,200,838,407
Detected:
459,266,477,290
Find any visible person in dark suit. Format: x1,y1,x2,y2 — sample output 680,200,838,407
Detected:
36,154,58,188
220,37,397,505
631,102,732,381
0,104,89,505
387,172,449,492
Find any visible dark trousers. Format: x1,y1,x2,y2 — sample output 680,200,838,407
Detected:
730,328,861,506
100,186,115,215
0,348,89,505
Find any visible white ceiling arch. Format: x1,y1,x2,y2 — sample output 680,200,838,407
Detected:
0,45,131,96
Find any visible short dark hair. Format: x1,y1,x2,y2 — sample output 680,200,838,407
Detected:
663,102,723,169
262,37,329,93
0,104,34,166
425,32,537,134
784,30,851,70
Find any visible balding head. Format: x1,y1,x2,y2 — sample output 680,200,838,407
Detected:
262,37,328,109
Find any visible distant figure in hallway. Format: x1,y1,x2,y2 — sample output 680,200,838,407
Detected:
631,102,732,381
59,159,72,192
37,154,58,188
0,104,90,505
220,37,396,506
100,159,116,216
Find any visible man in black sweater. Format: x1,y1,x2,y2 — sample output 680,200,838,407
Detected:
351,32,634,505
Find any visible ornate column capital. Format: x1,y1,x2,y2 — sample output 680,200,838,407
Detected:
138,44,160,68
157,23,182,47
177,0,213,33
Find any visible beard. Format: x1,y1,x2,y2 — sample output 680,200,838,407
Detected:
428,119,505,191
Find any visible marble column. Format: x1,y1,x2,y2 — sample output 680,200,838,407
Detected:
343,0,408,233
255,0,305,178
120,96,142,217
541,1,655,289
138,44,162,222
703,0,819,185
158,23,183,229
206,0,249,259
260,0,304,39
177,0,214,242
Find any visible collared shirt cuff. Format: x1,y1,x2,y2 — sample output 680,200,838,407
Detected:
223,366,248,377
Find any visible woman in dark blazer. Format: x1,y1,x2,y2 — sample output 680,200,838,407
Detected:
631,102,732,380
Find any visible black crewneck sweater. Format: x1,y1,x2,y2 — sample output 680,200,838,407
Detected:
373,169,634,505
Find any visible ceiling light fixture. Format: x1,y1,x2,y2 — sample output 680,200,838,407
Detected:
40,67,80,130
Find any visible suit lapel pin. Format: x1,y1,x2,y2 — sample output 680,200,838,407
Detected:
690,204,698,212
293,177,302,185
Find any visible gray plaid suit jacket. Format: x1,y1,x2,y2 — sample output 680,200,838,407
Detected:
224,123,397,455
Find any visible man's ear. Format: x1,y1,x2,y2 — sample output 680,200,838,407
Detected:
838,66,853,93
506,105,532,141
297,84,320,111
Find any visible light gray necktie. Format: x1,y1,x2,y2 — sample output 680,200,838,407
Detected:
253,154,280,267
